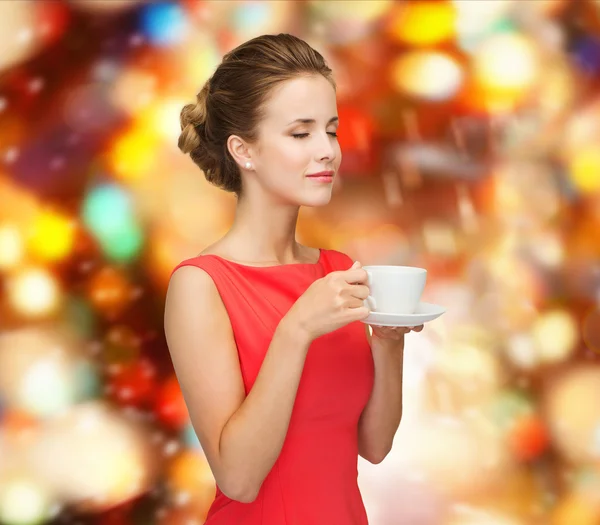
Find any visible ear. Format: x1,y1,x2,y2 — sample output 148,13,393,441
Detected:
227,134,253,169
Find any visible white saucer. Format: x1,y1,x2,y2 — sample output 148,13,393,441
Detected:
361,302,446,327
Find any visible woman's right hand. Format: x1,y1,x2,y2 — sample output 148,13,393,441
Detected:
283,261,371,342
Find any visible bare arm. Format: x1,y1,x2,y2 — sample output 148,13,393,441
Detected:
357,334,404,464
164,266,311,503
358,324,421,464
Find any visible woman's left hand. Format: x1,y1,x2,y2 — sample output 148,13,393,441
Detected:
369,324,424,342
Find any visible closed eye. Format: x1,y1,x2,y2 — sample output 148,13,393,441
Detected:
292,132,338,139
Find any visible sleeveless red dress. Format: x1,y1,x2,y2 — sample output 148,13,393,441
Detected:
172,248,375,525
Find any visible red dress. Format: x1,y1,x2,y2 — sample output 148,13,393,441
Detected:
172,248,375,525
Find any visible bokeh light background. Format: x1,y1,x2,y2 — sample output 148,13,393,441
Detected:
1,0,600,524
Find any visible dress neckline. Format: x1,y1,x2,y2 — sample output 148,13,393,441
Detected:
199,248,324,269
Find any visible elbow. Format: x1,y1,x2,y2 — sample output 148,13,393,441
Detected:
232,488,260,504
360,442,392,465
365,449,389,465
223,488,259,504
219,475,261,504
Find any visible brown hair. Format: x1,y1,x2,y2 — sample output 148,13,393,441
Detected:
178,33,335,197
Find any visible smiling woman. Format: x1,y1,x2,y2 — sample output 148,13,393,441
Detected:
178,34,341,202
165,33,387,525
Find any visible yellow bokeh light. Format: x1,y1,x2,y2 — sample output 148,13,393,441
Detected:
532,310,578,364
569,147,600,194
0,223,24,270
388,2,456,46
108,450,146,500
109,127,160,183
0,477,51,525
168,450,215,499
545,367,600,464
138,99,187,144
391,51,463,101
472,33,539,109
28,209,75,262
7,267,62,317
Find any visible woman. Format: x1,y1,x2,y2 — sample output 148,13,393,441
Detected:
164,33,422,524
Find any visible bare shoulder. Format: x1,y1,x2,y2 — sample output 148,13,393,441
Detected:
165,263,226,336
168,262,214,293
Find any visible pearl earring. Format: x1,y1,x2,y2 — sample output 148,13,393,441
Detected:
245,162,252,169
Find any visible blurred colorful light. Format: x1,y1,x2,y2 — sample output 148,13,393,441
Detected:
82,184,144,262
18,358,75,417
139,2,188,47
391,51,463,102
532,309,578,364
0,328,85,418
154,375,189,430
569,147,600,194
178,35,221,94
233,2,273,35
110,128,160,183
472,32,539,111
139,99,187,143
545,367,600,464
0,477,52,525
30,402,156,511
0,223,24,270
388,2,456,46
167,450,215,503
87,266,132,316
453,0,516,52
475,34,537,89
82,184,134,238
27,209,75,263
98,221,144,263
110,68,157,115
0,2,43,73
6,267,62,317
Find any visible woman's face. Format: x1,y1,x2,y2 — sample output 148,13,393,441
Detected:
248,74,342,207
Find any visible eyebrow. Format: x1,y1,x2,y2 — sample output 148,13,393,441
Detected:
287,116,339,125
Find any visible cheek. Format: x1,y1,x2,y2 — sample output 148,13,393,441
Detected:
269,141,306,165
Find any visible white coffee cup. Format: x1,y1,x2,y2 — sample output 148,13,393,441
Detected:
363,266,427,314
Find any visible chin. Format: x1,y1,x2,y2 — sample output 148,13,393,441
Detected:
299,188,334,207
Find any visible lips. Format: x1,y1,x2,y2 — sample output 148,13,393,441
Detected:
306,170,334,178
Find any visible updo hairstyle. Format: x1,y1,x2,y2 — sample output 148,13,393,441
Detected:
178,33,335,197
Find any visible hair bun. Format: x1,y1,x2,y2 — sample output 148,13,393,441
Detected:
178,119,201,154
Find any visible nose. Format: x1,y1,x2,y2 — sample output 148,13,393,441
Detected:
316,131,337,162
